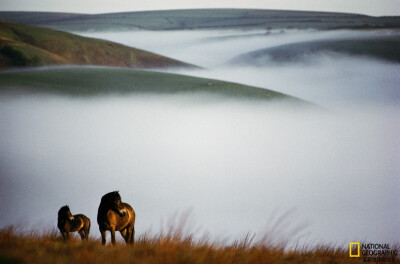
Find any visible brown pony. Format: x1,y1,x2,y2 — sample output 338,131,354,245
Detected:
57,205,91,241
97,191,136,245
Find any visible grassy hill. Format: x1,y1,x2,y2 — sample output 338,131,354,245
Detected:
0,67,310,105
230,36,400,64
0,20,194,69
0,226,370,264
0,9,399,31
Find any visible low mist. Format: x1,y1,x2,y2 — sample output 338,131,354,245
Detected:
1,95,398,244
81,28,400,108
1,28,399,246
81,28,398,68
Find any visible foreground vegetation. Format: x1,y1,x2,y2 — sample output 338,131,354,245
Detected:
0,226,371,264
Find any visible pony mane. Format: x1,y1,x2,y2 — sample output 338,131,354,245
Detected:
100,191,121,205
58,205,71,217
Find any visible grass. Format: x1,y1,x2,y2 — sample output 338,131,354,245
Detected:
0,225,373,264
0,67,311,106
2,209,398,263
0,20,194,69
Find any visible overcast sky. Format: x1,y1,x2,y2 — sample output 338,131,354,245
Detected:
0,0,399,16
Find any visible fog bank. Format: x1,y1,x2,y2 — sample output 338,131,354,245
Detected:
81,29,400,108
80,29,399,67
0,94,399,244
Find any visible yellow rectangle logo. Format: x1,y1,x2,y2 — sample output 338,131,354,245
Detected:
349,242,360,257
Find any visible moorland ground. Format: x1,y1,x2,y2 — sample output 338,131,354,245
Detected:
0,225,379,264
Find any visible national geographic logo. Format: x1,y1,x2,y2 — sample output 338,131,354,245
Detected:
349,242,361,257
349,242,398,262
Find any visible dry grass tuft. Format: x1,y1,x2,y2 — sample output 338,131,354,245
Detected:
1,222,386,264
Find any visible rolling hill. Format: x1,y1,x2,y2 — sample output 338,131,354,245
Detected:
230,35,400,64
0,67,311,105
0,20,195,69
0,9,399,31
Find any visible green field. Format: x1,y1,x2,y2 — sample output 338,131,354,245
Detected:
1,9,399,31
231,35,400,64
0,67,311,105
0,20,194,69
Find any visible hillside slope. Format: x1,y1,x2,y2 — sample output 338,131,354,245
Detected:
0,67,311,106
230,36,400,64
0,9,399,31
0,20,194,69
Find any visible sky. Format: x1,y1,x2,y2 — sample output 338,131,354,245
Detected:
0,0,399,16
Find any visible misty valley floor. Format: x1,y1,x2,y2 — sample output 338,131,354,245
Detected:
0,92,398,245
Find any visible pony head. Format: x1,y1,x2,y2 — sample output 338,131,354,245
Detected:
58,205,74,221
101,191,126,216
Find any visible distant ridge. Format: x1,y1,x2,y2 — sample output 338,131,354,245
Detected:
230,36,400,64
0,9,399,31
0,20,195,69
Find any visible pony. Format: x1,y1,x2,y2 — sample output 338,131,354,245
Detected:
97,191,136,245
57,205,91,241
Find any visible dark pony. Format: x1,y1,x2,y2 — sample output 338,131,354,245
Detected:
57,205,90,241
97,191,136,245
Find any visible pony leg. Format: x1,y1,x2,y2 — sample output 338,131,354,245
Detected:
86,221,90,241
123,227,134,245
130,226,135,245
65,231,70,240
111,227,116,245
126,227,135,245
85,230,89,241
120,228,129,243
78,230,85,241
82,224,90,241
61,231,67,241
100,229,107,245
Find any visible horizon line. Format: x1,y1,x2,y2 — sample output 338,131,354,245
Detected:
0,7,398,18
